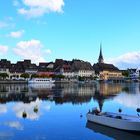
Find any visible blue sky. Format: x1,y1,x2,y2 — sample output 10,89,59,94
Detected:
0,0,140,69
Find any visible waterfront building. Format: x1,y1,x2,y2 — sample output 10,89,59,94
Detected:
54,59,95,79
54,59,74,78
128,68,139,79
38,62,55,77
93,44,123,80
71,59,95,78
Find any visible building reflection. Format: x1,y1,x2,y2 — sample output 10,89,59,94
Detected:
121,83,140,94
94,83,123,111
0,83,140,105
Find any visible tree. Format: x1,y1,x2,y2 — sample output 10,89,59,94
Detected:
31,74,38,79
0,73,9,80
122,70,129,77
20,73,29,79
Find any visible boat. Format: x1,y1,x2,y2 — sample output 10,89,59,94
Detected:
28,78,55,84
86,108,140,132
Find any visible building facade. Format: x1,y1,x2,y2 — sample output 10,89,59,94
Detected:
93,45,123,81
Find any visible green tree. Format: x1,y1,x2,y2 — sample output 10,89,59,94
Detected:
20,73,29,79
0,73,9,80
122,70,129,77
31,74,38,79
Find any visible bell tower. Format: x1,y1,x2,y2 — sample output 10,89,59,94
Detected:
98,43,104,63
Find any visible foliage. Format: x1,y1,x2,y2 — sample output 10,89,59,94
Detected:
31,74,38,78
122,70,129,77
39,75,49,78
0,73,9,79
20,73,29,79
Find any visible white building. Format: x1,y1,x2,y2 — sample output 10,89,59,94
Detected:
129,68,139,79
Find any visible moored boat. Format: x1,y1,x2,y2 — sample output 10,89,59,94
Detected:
28,78,55,84
87,109,140,132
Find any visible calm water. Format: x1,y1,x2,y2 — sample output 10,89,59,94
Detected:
0,82,140,140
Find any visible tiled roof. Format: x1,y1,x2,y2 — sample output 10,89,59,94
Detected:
93,63,119,73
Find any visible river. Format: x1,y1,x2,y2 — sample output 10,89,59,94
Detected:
0,82,140,140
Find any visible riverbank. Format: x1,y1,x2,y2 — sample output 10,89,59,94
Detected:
0,80,28,84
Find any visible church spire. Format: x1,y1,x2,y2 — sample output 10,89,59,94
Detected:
98,43,104,63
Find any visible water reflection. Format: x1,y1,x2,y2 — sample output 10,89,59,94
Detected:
1,83,140,117
0,83,140,105
13,98,42,120
4,121,23,130
0,83,140,140
86,121,140,140
0,83,125,104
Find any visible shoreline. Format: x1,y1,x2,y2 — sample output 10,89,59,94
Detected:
0,80,28,84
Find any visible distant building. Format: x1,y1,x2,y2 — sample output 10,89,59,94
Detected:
38,62,54,77
0,59,38,79
93,44,122,80
54,59,95,78
54,59,74,77
128,68,139,79
71,59,95,78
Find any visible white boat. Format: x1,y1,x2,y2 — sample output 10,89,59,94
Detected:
87,109,140,132
28,78,55,84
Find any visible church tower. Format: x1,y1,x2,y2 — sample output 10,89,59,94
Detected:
98,43,104,63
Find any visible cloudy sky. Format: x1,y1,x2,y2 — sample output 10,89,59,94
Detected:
0,0,140,69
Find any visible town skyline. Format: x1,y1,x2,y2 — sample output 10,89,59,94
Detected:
1,0,140,69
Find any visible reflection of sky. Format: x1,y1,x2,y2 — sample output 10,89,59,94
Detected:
114,93,140,108
13,98,51,120
1,83,140,140
4,121,23,130
0,105,7,114
0,131,13,140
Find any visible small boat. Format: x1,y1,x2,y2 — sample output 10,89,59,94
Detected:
28,78,55,84
87,108,140,132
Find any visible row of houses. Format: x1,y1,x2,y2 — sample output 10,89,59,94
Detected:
0,47,139,81
0,59,95,79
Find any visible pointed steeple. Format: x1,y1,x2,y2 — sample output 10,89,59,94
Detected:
98,43,104,63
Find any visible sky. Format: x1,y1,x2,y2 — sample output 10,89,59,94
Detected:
0,0,140,69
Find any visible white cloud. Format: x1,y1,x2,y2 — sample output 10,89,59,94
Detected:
8,30,24,38
18,0,64,18
0,45,8,54
0,105,7,114
13,39,51,64
107,51,140,69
